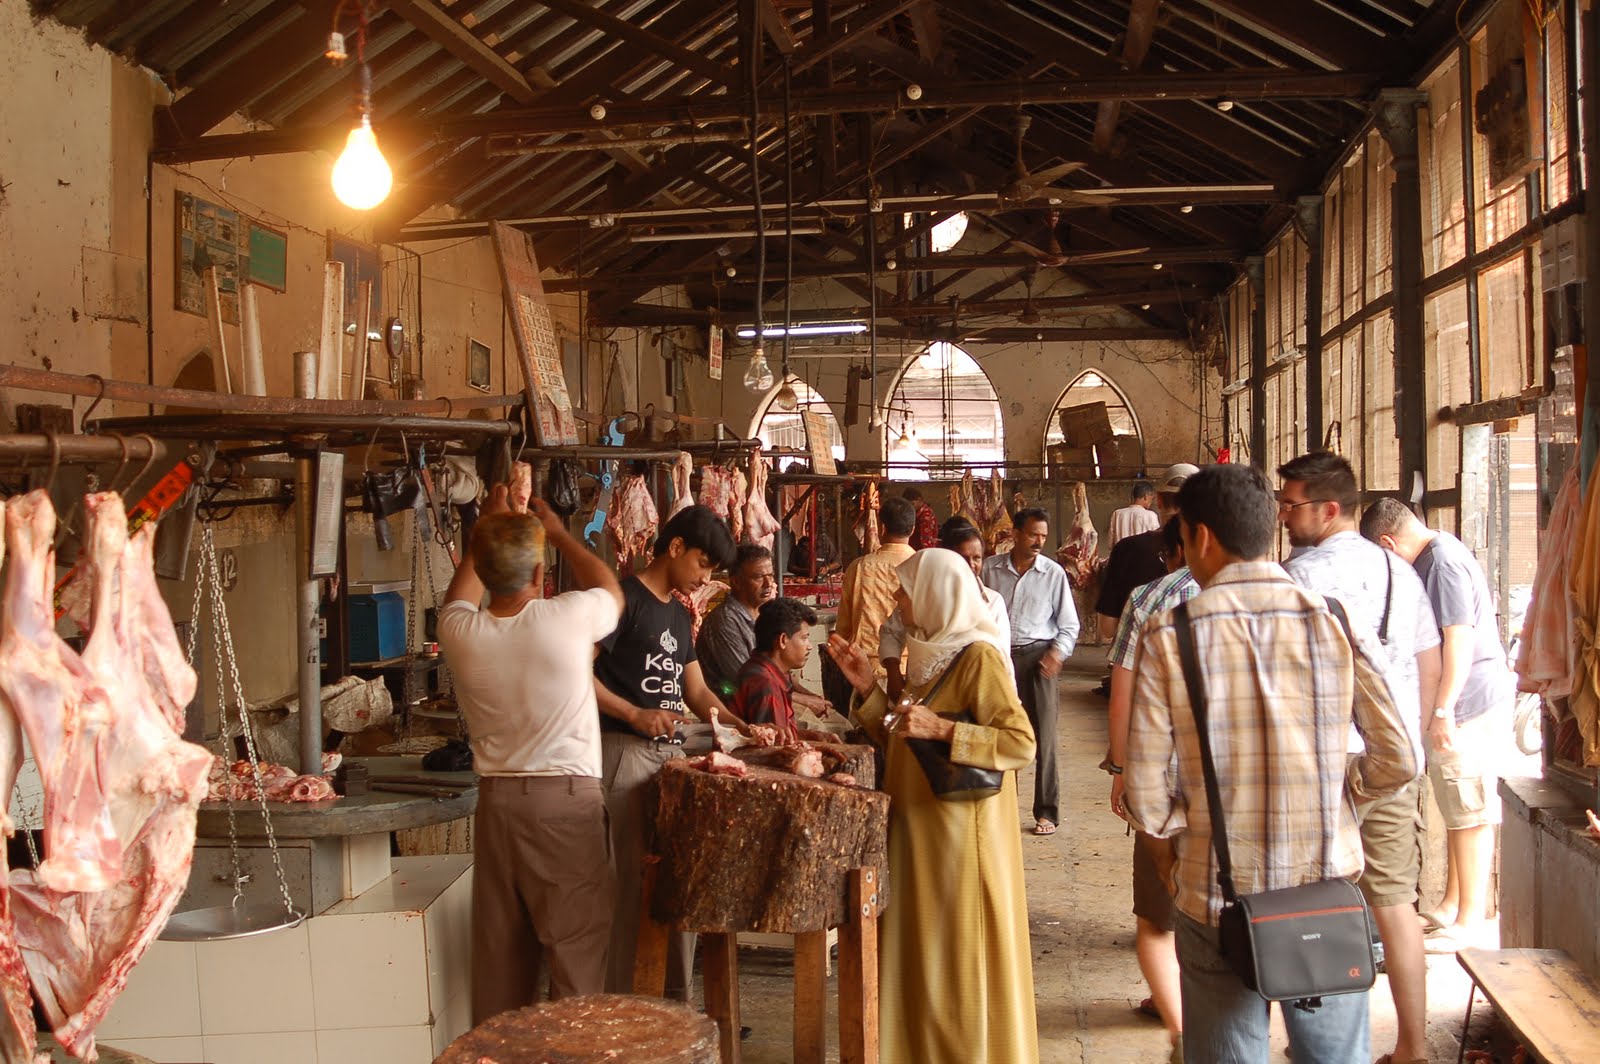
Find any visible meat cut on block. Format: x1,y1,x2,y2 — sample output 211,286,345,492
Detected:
1,491,213,1062
651,753,888,934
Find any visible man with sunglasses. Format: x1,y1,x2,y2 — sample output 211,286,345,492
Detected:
1278,452,1439,1064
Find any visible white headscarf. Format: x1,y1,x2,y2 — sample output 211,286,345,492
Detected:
898,548,1001,690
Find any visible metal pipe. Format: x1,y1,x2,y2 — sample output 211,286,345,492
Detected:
0,433,166,463
398,187,1279,239
0,364,522,418
89,413,519,440
293,354,322,777
486,131,745,156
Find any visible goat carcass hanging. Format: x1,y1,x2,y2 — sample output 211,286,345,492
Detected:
0,501,40,1064
5,492,213,1062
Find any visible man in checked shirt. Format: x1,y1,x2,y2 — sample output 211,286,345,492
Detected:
1126,464,1417,1064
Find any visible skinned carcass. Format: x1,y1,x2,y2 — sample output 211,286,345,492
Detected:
3,491,213,1061
0,502,40,1064
742,450,779,550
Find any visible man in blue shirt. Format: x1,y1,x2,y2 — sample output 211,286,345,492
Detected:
983,507,1080,836
1363,498,1512,953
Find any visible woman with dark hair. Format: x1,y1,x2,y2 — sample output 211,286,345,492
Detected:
826,549,1039,1063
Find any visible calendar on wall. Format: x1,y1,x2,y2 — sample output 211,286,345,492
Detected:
490,221,579,446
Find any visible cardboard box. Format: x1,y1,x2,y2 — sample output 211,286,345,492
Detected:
1048,444,1096,479
1058,402,1116,447
1095,435,1144,477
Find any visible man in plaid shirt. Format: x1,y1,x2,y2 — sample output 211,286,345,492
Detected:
1126,464,1416,1063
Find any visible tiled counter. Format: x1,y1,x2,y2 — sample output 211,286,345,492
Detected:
98,855,473,1064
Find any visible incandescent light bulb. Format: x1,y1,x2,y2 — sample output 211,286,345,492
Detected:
744,348,775,393
332,115,393,210
773,379,799,411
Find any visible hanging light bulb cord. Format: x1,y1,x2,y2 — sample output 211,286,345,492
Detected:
747,19,765,355
782,56,794,386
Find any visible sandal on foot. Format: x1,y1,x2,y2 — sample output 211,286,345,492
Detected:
1033,818,1058,836
1135,997,1161,1020
1419,910,1452,933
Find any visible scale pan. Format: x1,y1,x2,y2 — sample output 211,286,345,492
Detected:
159,904,306,942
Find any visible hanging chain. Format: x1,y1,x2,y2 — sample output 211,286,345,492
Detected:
194,523,299,919
401,514,422,738
187,546,246,907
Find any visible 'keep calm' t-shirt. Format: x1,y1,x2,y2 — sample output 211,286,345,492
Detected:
1412,531,1513,724
595,576,698,733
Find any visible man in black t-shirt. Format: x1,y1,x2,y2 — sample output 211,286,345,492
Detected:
1094,463,1198,640
593,505,737,1001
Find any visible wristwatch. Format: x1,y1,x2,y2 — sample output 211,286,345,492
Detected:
1432,707,1451,720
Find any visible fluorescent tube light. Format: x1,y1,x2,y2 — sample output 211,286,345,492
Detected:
735,323,869,339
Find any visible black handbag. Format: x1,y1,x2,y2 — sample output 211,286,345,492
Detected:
901,645,1005,802
1173,600,1376,1010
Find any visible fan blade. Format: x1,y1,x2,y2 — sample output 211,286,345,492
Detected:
1039,188,1119,207
1028,161,1088,184
1061,246,1152,264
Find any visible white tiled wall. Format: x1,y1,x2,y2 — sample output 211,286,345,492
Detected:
101,857,473,1064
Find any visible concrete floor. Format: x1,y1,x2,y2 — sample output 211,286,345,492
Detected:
725,646,1494,1063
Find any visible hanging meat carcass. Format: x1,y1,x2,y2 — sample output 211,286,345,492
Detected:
508,461,533,513
3,491,213,1062
852,482,881,554
985,480,1017,556
605,473,659,570
698,465,742,542
743,449,780,550
0,503,39,1064
1057,481,1099,589
667,452,694,518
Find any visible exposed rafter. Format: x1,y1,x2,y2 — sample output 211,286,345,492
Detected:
386,0,536,105
531,0,738,88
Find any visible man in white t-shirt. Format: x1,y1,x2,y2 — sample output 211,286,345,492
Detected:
438,485,624,1024
1106,480,1160,549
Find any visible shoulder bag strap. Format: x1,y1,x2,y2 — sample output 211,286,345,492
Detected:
1173,603,1238,904
1320,596,1359,871
917,643,974,705
1377,558,1394,645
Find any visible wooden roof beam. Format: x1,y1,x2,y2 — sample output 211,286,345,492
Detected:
758,0,798,54
907,0,942,62
782,0,921,76
1092,0,1162,155
387,0,536,104
532,0,737,88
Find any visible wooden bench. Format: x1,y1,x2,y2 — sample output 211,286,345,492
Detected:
1455,947,1600,1063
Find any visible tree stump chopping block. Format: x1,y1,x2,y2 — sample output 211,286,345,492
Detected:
432,994,718,1064
652,756,889,934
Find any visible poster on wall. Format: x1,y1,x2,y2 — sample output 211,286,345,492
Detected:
175,192,243,324
247,221,288,292
801,411,837,475
490,221,579,446
327,235,382,332
708,325,723,381
467,339,492,392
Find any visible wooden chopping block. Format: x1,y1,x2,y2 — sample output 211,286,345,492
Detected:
432,994,718,1064
652,755,889,935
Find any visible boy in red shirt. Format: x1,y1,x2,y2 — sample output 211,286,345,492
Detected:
728,597,818,740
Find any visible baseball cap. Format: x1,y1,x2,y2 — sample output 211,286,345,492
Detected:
1159,463,1200,492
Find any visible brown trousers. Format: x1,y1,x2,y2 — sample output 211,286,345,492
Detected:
471,775,614,1024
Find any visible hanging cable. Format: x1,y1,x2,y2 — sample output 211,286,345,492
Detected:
779,56,796,408
742,10,773,393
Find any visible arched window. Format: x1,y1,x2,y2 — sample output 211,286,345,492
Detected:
883,342,1005,481
750,378,845,471
1044,370,1145,476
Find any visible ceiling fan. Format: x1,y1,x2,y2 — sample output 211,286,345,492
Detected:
994,113,1104,210
1001,209,1151,268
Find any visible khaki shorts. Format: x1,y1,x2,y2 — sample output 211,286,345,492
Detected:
1349,771,1424,909
1131,831,1175,930
1428,706,1506,830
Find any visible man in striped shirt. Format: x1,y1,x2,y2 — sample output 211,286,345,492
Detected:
1106,515,1198,1062
1126,464,1417,1063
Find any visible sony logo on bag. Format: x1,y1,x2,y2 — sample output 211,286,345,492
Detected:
1301,932,1322,941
